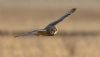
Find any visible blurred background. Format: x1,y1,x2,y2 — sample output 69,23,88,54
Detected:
0,0,100,57
0,0,100,31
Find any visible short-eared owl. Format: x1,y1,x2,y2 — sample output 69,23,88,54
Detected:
15,8,76,37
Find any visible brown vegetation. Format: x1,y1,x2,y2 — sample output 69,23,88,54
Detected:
0,0,100,57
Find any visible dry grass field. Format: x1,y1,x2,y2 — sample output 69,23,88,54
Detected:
0,0,100,57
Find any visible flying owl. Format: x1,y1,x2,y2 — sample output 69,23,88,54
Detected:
14,8,76,37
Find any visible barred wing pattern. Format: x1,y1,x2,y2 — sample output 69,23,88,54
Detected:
44,8,76,29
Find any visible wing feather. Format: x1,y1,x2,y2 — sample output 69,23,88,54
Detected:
45,8,76,29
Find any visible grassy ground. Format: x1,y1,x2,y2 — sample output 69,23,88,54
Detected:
0,0,100,57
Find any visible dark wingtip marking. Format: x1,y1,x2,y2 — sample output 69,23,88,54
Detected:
71,8,77,13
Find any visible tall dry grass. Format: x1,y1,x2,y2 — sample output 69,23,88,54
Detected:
0,0,100,57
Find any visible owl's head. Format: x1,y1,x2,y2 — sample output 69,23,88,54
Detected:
45,26,58,36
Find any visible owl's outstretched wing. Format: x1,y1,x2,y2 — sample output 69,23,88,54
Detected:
14,30,38,38
44,8,76,29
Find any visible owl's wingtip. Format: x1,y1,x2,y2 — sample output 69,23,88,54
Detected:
71,8,77,13
72,8,77,10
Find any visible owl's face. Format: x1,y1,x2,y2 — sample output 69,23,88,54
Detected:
46,26,58,36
